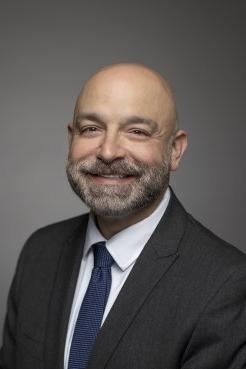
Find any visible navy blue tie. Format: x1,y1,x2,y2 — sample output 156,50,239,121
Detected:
68,242,114,369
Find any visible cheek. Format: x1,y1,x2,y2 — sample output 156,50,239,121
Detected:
68,139,97,160
128,143,164,165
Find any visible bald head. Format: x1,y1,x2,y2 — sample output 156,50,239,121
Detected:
67,63,187,223
74,63,178,134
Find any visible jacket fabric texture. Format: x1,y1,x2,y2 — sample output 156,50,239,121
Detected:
1,191,246,369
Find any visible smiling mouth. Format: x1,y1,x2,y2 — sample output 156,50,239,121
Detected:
94,174,128,178
87,173,136,184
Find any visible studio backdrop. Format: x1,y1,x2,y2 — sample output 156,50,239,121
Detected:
0,0,245,342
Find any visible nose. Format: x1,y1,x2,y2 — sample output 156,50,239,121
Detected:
96,132,126,163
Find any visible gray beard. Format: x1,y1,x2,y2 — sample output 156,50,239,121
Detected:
66,156,171,217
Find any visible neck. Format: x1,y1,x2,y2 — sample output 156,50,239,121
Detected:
94,192,165,239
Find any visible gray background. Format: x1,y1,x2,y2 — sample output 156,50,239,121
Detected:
0,0,245,341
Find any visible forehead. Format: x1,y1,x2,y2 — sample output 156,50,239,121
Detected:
75,68,173,124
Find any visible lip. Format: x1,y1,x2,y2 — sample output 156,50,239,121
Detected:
87,173,136,185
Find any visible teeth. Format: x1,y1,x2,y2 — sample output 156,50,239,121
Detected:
100,174,125,178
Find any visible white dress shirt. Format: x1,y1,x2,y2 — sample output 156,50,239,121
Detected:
64,187,171,369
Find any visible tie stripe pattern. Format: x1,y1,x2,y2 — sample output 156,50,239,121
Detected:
68,241,114,369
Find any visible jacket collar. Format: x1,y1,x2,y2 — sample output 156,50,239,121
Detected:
87,190,188,369
44,189,188,369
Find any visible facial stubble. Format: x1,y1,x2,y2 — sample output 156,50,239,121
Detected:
66,153,171,217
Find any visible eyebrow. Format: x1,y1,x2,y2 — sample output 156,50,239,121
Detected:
75,113,105,127
123,115,158,129
75,112,158,129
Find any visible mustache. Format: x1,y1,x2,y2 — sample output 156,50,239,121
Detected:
67,158,148,177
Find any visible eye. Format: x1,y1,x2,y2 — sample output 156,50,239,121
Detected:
78,126,102,136
128,129,150,137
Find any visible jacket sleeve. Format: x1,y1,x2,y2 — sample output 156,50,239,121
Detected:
0,244,27,369
181,266,246,369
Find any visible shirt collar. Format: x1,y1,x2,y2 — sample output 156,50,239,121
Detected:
84,187,171,271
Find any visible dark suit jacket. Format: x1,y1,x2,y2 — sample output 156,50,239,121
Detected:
1,192,246,369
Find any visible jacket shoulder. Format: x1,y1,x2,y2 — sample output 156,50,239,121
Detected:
184,212,246,269
21,213,89,258
30,213,89,237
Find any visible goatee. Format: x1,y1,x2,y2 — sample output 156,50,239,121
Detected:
66,156,170,217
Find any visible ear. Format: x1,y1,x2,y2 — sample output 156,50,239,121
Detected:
67,123,73,146
170,130,188,171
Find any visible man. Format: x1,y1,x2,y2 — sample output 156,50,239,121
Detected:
1,63,246,369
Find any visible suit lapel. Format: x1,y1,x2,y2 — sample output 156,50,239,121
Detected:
87,192,188,369
44,214,89,369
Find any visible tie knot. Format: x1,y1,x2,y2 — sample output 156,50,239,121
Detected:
92,242,114,268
